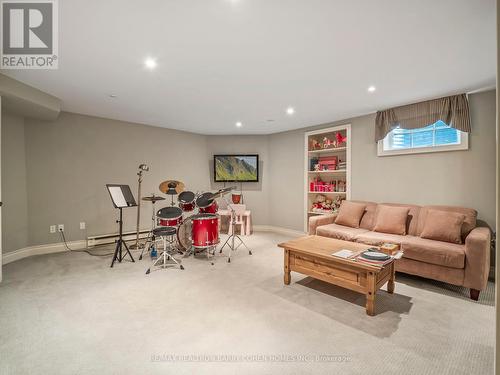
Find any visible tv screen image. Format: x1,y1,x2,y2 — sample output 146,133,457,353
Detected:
214,155,259,182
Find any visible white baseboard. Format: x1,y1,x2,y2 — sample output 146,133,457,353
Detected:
2,226,305,265
2,240,87,265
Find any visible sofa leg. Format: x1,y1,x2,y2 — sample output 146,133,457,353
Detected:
470,289,480,301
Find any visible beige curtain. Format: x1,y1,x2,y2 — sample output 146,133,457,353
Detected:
375,93,471,142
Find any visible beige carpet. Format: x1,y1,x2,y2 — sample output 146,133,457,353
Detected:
0,232,495,375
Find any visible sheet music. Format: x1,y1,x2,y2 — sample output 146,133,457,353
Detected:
109,186,127,207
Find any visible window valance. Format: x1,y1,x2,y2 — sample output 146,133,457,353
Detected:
375,93,471,142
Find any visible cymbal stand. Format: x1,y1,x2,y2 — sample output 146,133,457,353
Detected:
219,196,252,263
139,198,158,260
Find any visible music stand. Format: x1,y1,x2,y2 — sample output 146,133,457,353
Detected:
106,184,137,268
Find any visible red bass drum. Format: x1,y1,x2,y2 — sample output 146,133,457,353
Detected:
191,213,219,248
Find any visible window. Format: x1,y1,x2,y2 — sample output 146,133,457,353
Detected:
377,120,468,156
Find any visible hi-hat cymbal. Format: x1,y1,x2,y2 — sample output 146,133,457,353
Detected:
142,195,166,203
159,180,185,195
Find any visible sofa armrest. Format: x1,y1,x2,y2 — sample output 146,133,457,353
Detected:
463,227,491,291
308,213,337,235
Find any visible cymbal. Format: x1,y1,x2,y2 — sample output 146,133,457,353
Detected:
159,180,185,195
142,195,166,203
211,186,237,198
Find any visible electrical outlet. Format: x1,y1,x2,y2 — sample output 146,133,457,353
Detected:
58,224,64,232
80,222,86,230
50,225,56,234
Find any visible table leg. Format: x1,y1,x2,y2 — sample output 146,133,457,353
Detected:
284,249,291,285
366,271,376,316
387,262,395,294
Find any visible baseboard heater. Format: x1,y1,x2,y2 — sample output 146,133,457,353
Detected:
86,230,150,247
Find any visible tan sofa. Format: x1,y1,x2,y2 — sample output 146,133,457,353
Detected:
308,201,491,300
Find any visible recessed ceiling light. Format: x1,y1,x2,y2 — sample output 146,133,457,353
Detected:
236,121,243,127
286,107,295,115
367,86,376,93
267,119,275,122
109,94,117,98
144,58,157,69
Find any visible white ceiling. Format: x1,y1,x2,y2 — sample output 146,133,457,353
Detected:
3,0,496,135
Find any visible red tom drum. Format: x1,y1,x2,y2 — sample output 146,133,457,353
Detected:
157,206,183,227
196,192,218,214
191,213,219,248
178,191,196,212
199,200,218,214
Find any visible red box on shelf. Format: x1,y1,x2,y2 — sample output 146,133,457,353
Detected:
318,156,338,170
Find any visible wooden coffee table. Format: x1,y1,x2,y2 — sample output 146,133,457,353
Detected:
278,235,397,316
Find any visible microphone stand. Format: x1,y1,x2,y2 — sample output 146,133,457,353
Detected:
133,168,146,249
219,195,252,263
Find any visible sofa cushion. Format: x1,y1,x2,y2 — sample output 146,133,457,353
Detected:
349,201,378,230
379,203,421,236
334,201,366,228
373,205,410,235
354,231,407,247
316,224,370,241
417,205,477,240
420,209,466,244
401,236,465,269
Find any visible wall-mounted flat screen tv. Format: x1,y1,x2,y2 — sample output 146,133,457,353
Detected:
214,154,259,182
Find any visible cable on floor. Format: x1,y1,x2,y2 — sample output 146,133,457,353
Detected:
59,230,115,257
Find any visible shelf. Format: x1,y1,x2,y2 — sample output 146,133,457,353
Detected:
308,169,346,174
308,147,346,155
308,191,346,194
305,124,351,232
308,211,337,215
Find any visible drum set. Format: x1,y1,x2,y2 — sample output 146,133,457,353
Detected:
140,180,250,274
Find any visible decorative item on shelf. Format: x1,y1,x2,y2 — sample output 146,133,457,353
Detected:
337,159,347,170
322,136,334,149
311,194,334,213
309,157,319,171
336,180,346,192
314,163,321,171
310,178,339,193
318,155,338,171
335,132,347,147
310,139,321,150
333,195,344,210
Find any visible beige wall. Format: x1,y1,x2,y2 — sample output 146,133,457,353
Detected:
1,90,496,250
24,112,210,246
1,112,28,253
269,90,497,232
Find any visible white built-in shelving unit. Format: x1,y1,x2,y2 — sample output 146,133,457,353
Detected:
304,124,351,231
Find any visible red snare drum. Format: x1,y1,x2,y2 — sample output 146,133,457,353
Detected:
196,192,219,214
191,213,219,248
178,191,196,212
157,206,183,227
199,200,218,214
